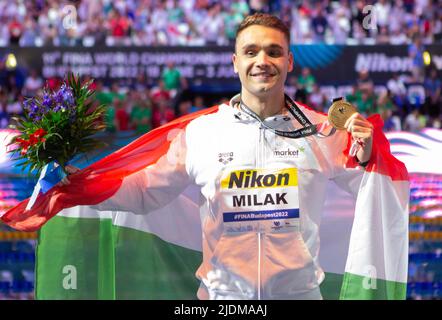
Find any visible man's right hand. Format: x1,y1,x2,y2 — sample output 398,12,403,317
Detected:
59,165,81,186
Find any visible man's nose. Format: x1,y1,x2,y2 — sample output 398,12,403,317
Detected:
255,51,270,67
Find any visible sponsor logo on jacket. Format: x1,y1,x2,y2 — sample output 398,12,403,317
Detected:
221,168,297,189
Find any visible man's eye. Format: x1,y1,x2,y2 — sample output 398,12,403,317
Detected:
245,51,256,56
269,50,282,57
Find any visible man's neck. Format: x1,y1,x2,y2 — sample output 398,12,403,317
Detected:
240,90,285,120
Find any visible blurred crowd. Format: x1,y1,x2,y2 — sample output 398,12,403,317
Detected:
291,65,441,131
0,0,441,134
0,0,441,47
0,61,440,135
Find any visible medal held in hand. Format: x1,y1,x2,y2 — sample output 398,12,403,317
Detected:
327,98,357,130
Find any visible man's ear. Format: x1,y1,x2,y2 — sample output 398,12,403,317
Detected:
232,53,238,74
288,51,294,72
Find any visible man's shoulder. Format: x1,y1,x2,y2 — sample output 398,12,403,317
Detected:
184,104,233,138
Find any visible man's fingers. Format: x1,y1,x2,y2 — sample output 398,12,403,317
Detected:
57,176,70,186
344,113,360,130
65,165,80,174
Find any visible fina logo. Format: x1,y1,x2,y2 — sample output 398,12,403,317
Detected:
290,44,344,70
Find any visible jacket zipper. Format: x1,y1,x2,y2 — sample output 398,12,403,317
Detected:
257,125,265,300
257,231,261,300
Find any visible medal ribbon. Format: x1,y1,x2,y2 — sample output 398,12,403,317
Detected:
239,94,335,139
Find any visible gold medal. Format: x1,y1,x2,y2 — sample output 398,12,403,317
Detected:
328,98,357,130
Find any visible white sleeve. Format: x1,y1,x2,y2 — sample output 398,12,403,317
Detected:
92,129,193,215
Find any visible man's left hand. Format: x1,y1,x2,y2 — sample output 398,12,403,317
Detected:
344,113,374,164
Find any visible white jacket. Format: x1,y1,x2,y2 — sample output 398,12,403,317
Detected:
95,94,364,300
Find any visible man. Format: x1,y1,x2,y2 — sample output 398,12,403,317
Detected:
2,14,408,300
73,14,372,299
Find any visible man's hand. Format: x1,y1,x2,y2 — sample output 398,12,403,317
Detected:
344,113,374,164
59,165,81,186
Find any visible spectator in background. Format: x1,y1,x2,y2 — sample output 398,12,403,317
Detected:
106,9,131,45
352,0,370,39
291,5,313,43
377,90,396,117
104,97,117,133
130,91,152,134
152,97,175,128
331,5,351,44
161,61,183,93
387,72,408,117
8,16,23,45
379,90,402,132
389,28,408,45
404,108,426,131
115,98,130,131
423,68,441,122
20,17,38,46
95,80,113,107
23,69,43,97
131,72,153,91
190,95,206,113
223,4,248,45
311,7,328,42
307,83,326,112
178,99,191,116
0,0,440,47
357,69,374,95
199,3,226,45
6,93,24,116
357,91,376,117
110,81,126,102
249,0,270,14
375,0,391,31
408,35,425,83
151,79,171,105
297,67,316,94
0,91,9,128
376,26,390,44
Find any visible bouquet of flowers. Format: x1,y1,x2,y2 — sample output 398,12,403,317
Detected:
8,73,107,180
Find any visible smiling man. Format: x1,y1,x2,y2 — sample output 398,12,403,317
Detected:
82,14,377,299
3,13,409,301
233,20,293,118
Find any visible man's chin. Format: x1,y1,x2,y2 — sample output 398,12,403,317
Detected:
253,84,277,95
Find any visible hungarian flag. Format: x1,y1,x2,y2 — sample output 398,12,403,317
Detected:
0,104,409,300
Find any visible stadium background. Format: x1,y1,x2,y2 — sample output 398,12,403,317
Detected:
0,0,441,299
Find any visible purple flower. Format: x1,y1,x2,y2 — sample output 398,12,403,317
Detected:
53,104,63,112
63,89,75,107
53,83,75,111
28,112,41,121
53,89,64,105
42,92,53,109
24,99,40,114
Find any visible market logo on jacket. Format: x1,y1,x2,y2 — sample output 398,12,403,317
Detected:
273,147,304,158
218,152,234,165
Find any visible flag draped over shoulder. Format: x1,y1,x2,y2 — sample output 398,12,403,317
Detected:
0,106,409,300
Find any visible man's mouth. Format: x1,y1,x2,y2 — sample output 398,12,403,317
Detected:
250,72,276,78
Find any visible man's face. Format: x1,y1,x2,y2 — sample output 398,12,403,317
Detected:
233,25,293,98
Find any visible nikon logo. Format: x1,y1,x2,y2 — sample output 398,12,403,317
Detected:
221,168,297,189
355,53,412,73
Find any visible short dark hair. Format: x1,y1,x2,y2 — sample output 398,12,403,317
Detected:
235,13,291,47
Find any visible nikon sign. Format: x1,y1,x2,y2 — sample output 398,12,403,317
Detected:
1,45,442,88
